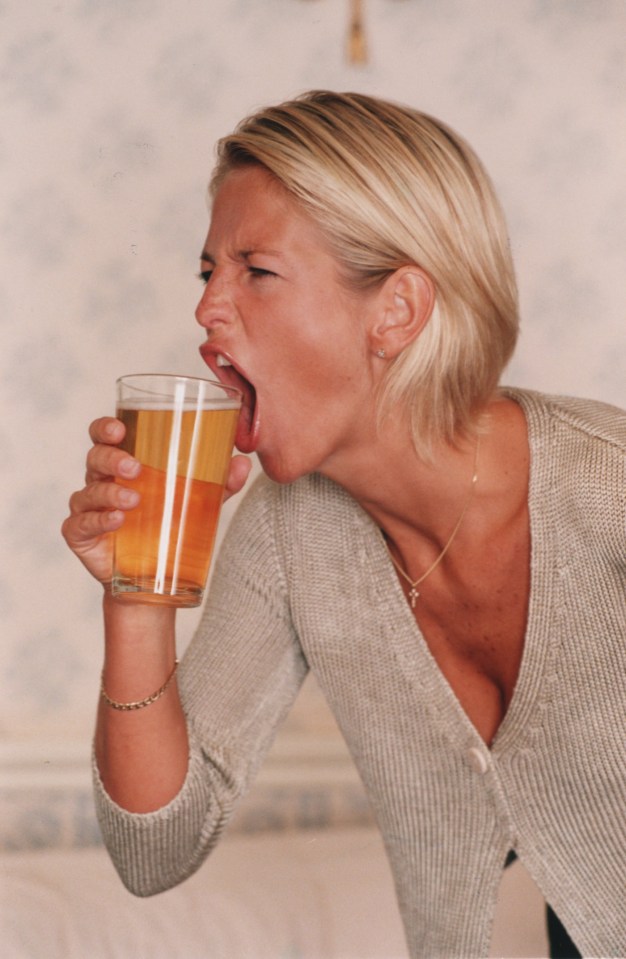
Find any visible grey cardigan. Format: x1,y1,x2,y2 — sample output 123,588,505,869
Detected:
95,388,626,958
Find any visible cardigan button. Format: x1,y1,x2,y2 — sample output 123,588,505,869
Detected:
467,747,489,774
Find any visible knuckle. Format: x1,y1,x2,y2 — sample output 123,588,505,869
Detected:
85,448,112,482
89,417,109,441
90,416,123,445
76,511,96,538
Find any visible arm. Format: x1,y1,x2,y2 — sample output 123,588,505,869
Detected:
63,418,306,894
62,416,252,816
93,475,308,895
95,596,187,813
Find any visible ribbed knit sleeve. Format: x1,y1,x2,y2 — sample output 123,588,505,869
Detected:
93,475,308,896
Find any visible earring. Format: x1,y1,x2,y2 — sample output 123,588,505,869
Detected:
376,348,386,358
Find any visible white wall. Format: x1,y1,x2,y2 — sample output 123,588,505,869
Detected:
2,0,624,761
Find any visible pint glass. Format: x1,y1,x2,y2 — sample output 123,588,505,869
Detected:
111,374,242,607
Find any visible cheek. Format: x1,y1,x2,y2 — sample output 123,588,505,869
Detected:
257,298,366,407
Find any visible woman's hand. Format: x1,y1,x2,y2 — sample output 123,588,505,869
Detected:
61,417,141,585
61,417,253,586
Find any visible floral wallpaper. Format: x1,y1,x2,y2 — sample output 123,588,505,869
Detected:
1,0,624,847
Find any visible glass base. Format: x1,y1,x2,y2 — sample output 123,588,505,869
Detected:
111,576,203,608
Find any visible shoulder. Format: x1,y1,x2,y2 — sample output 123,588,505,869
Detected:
226,471,365,551
504,388,625,557
502,387,626,454
216,471,371,601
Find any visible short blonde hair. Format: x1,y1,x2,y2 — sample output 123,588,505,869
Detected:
211,90,519,454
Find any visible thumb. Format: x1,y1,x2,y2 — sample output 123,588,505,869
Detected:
223,455,253,501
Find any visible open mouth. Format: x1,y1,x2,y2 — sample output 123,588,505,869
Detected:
200,346,259,453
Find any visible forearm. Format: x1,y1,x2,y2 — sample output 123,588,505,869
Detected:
95,593,189,813
92,478,308,895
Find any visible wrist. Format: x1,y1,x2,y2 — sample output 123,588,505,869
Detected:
102,590,177,631
102,590,177,675
100,658,180,711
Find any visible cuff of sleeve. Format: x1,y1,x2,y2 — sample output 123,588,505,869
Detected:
91,727,229,896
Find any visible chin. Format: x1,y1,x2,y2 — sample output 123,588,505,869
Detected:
257,451,313,486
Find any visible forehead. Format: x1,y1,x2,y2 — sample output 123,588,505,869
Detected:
206,166,325,254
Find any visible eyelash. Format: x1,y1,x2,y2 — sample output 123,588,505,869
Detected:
196,266,275,286
249,267,275,278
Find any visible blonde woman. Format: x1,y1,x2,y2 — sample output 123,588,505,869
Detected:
62,91,625,958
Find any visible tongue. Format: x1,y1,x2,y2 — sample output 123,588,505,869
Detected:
233,376,258,454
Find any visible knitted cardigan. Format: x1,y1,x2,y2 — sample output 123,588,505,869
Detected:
94,388,626,958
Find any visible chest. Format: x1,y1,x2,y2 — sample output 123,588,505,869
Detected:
409,522,531,745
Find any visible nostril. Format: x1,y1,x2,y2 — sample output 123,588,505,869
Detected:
195,309,232,332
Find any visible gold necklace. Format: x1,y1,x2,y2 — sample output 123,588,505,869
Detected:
383,438,480,608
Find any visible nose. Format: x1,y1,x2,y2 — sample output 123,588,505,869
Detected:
195,268,236,331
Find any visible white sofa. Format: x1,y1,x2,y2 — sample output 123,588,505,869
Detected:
2,826,550,959
3,828,407,959
2,680,549,958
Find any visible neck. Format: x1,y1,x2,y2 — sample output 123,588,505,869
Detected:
319,393,528,553
322,422,479,548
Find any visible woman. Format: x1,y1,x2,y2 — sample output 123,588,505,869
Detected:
62,91,625,958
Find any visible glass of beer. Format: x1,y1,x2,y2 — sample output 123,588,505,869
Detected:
111,373,242,607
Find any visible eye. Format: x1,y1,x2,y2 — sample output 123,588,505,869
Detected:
248,266,276,278
197,269,213,285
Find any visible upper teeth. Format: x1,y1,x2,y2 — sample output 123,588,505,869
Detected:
216,354,232,367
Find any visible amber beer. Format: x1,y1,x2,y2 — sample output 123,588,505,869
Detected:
111,375,241,607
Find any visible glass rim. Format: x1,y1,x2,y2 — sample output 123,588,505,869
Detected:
116,372,242,403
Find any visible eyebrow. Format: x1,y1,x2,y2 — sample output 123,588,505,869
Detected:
199,248,285,263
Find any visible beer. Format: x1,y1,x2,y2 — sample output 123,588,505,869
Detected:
112,402,239,606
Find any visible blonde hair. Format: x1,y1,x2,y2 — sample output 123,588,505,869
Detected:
211,90,519,455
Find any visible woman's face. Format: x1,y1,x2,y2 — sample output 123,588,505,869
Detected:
196,165,380,484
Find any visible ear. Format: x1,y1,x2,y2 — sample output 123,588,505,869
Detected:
369,266,435,359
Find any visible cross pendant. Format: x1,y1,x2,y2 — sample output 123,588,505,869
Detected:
408,587,419,608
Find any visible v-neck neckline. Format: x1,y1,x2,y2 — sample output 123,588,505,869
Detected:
369,387,561,754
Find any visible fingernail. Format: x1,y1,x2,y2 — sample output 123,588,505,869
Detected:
120,458,140,477
119,488,140,507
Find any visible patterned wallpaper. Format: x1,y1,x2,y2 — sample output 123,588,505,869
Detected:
1,0,625,841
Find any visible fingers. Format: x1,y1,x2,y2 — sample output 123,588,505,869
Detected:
60,503,122,585
61,505,125,548
89,416,125,445
64,415,139,551
85,447,140,485
69,481,140,517
63,478,139,560
61,416,140,584
85,417,140,484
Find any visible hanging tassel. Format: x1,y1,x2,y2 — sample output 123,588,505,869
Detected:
348,0,368,65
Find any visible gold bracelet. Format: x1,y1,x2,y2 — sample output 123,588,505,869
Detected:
100,660,179,711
